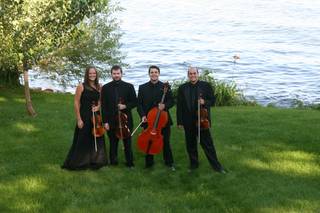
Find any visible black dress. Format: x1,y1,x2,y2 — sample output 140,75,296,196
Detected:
62,84,108,170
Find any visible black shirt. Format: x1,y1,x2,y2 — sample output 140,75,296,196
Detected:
137,80,174,126
189,82,199,112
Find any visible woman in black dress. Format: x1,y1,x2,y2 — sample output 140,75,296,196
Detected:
62,66,108,170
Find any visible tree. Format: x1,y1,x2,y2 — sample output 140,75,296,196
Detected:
0,0,123,116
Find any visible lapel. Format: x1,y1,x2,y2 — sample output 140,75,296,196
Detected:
183,83,192,111
197,81,202,99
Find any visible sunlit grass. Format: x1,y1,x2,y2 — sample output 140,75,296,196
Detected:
13,98,25,103
243,151,320,177
0,96,7,102
15,122,40,133
22,177,47,192
0,87,319,212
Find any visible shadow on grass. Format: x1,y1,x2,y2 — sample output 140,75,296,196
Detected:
0,145,319,212
1,89,320,212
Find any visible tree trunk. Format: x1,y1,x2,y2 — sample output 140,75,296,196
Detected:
23,69,37,117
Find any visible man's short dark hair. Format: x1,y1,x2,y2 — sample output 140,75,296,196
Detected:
111,65,123,74
148,65,160,74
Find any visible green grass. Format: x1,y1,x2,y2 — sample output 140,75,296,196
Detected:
0,87,319,212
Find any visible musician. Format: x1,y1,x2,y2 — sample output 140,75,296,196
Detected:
137,65,175,170
176,67,226,173
101,65,137,168
62,66,108,170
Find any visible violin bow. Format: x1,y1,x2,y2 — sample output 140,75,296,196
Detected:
131,120,144,136
118,98,124,140
198,95,201,144
92,109,98,152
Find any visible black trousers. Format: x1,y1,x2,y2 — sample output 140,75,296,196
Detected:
184,126,222,171
107,129,134,167
145,125,174,167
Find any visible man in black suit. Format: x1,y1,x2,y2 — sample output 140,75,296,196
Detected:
137,65,175,170
177,67,226,173
101,65,137,168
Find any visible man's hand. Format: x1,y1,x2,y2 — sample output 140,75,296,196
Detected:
118,104,126,110
104,123,110,131
142,116,147,123
158,103,165,110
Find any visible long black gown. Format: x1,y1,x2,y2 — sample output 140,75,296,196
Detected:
62,84,108,170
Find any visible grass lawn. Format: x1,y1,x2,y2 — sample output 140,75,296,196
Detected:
0,87,319,212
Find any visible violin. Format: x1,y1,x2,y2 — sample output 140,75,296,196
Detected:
91,101,106,138
196,93,210,130
91,101,105,152
137,82,169,155
115,97,131,140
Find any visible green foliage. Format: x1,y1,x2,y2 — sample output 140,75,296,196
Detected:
311,104,320,110
0,0,123,86
171,70,257,106
291,99,305,108
291,99,320,110
0,66,20,86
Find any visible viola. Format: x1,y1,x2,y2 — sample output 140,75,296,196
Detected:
91,101,105,138
91,101,105,152
196,93,210,130
137,82,169,155
115,97,131,140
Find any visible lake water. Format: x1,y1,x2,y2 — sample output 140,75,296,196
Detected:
28,0,320,106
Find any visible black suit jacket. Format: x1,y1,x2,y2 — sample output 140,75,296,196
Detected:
101,80,137,130
137,81,174,127
176,80,215,129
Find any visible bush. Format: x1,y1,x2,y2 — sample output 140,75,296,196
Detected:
292,101,320,110
171,70,257,106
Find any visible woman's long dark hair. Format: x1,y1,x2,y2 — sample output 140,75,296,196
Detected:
84,66,100,90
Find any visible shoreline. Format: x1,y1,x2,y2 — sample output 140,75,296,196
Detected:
3,85,319,109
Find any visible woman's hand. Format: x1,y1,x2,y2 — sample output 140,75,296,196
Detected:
92,105,100,112
77,119,84,129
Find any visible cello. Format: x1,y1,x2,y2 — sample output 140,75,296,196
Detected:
137,82,169,155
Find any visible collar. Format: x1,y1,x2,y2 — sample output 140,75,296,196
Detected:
148,80,160,87
189,80,199,87
112,79,122,85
